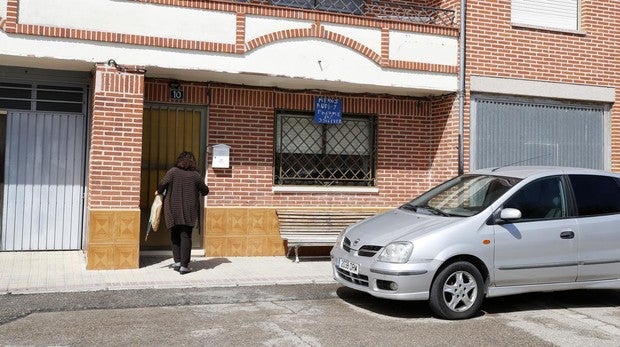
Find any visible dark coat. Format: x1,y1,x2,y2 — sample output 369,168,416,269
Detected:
157,167,209,230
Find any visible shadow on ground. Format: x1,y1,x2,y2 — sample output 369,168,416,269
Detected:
336,286,433,319
335,285,620,320
139,256,231,272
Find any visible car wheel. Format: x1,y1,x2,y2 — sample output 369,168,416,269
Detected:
429,261,484,320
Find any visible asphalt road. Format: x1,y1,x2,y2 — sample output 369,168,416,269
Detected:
0,284,618,346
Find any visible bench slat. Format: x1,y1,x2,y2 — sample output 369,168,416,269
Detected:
276,208,384,262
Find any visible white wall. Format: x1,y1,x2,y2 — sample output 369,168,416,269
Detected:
322,23,382,55
19,0,236,42
245,15,313,42
0,0,7,20
390,31,458,65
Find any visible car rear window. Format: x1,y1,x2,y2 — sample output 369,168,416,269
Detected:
569,175,620,216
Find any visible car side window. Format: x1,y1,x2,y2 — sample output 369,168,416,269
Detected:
568,175,620,216
503,176,566,221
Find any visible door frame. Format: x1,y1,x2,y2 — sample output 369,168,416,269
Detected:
140,103,208,250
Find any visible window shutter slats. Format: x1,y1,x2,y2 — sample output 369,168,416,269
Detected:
512,0,579,31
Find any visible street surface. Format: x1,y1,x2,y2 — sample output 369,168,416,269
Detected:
0,283,618,346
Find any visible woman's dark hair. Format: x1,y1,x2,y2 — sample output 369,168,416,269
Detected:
175,151,197,171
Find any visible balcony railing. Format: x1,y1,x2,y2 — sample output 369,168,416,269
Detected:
237,0,456,26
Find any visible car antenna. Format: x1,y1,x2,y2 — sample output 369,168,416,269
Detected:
491,153,551,172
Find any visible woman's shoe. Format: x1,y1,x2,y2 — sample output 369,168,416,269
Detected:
179,266,191,275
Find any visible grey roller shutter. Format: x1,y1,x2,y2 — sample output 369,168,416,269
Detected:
2,111,86,250
473,98,604,170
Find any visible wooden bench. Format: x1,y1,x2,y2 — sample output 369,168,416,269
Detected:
276,209,382,262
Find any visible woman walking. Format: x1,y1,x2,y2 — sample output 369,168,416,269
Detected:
157,151,209,274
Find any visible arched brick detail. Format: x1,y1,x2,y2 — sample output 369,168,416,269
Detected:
245,23,381,66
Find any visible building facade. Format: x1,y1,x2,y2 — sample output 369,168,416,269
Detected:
0,0,617,269
464,0,618,173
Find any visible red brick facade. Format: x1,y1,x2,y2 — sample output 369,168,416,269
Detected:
89,64,145,209
145,81,454,208
2,0,618,263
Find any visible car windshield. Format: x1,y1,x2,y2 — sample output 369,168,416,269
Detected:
400,174,522,217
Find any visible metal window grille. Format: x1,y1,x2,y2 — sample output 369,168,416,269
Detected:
0,82,85,113
275,112,377,186
237,0,455,26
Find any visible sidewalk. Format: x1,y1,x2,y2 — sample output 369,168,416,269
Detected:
0,251,335,295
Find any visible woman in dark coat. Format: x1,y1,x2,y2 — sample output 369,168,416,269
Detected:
157,151,209,274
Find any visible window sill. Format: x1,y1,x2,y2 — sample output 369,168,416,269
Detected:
272,186,379,194
510,22,586,36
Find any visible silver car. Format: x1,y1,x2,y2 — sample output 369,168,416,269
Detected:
330,166,620,319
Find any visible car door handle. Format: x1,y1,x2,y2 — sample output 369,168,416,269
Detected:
560,231,575,239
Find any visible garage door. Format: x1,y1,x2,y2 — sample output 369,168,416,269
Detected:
1,82,87,250
472,97,605,170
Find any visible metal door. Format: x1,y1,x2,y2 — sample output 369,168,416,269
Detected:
1,111,86,250
493,176,578,286
140,105,206,249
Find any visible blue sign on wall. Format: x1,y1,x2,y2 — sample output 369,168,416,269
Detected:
314,97,342,124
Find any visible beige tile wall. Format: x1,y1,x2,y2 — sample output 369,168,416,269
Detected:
87,209,140,269
205,207,285,257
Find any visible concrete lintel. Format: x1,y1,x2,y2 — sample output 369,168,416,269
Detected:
470,75,615,103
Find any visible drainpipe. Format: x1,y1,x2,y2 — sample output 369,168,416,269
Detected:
458,0,466,175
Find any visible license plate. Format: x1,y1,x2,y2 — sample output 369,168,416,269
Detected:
338,258,359,275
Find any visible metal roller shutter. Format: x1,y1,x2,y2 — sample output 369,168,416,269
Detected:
473,97,604,170
511,0,579,31
1,81,87,251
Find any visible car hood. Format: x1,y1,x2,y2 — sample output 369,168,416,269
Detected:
344,208,462,248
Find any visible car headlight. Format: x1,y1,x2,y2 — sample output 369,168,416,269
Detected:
377,242,413,263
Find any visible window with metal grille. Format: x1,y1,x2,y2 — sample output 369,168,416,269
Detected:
275,112,377,186
0,82,85,113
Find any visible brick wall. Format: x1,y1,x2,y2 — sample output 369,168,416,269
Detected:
89,64,145,208
430,94,461,180
145,81,456,208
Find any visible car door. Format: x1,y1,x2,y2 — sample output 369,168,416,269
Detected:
568,174,620,281
493,176,578,286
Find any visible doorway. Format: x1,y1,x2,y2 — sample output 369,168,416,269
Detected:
140,105,207,250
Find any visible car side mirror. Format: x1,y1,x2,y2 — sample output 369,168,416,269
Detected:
499,208,522,222
487,207,522,225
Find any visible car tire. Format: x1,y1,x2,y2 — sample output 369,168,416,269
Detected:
429,261,484,320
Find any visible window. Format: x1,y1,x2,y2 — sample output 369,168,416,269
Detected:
406,174,520,217
569,175,620,216
504,176,567,221
511,0,579,31
0,82,31,110
36,85,84,113
0,83,85,113
275,112,376,186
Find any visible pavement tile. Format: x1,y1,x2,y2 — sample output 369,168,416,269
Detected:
0,251,335,295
